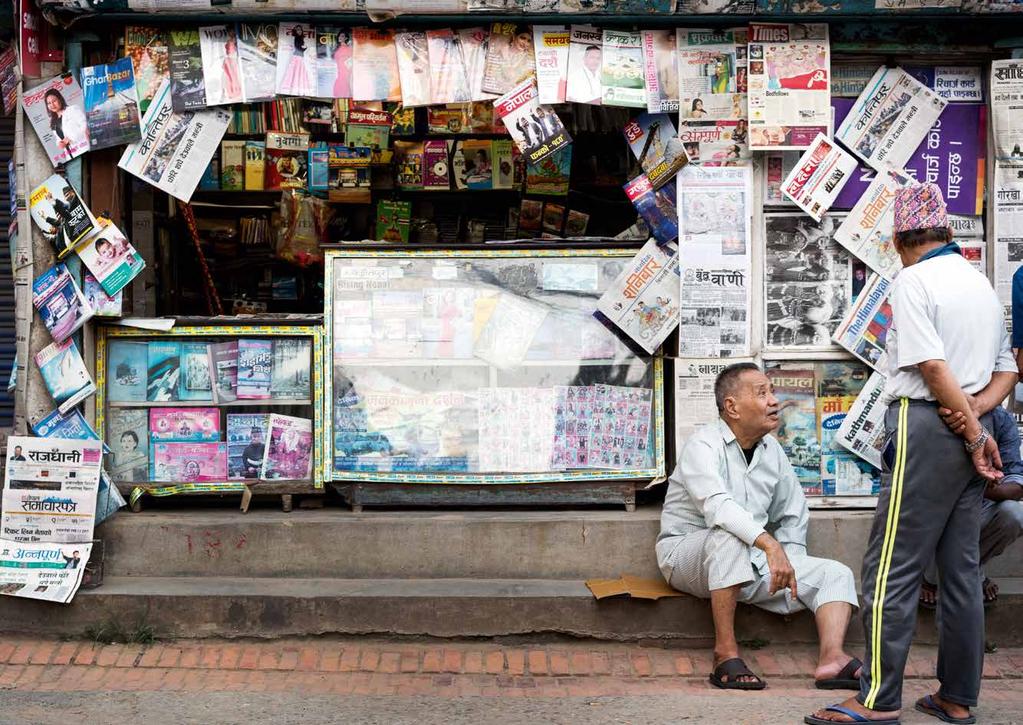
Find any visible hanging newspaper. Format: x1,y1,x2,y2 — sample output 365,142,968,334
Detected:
747,23,830,150
991,60,1023,166
781,134,858,222
675,358,755,455
594,238,680,355
118,79,232,203
835,370,887,470
994,162,1023,318
2,437,103,544
679,120,751,166
831,273,892,371
676,28,746,123
642,29,678,113
677,165,752,358
835,66,947,174
0,540,94,604
834,167,916,279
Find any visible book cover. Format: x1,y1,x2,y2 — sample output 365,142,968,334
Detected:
220,140,244,191
106,408,149,483
642,29,679,113
327,145,372,198
427,29,471,106
565,209,590,236
395,31,431,108
147,340,181,402
493,80,572,165
125,26,169,115
32,407,101,442
260,414,313,480
389,103,416,136
22,73,91,166
199,153,220,190
395,141,425,189
238,23,277,103
315,26,351,99
308,142,330,193
32,264,94,344
80,57,142,150
34,338,96,415
29,173,99,258
152,442,229,483
542,202,566,235
352,28,401,102
526,145,572,196
424,139,453,190
767,366,821,494
518,198,543,235
275,22,317,97
457,27,493,102
601,30,645,108
623,112,686,188
265,131,309,191
168,29,207,112
237,338,273,399
179,341,214,402
75,221,145,298
82,271,123,317
623,174,678,244
207,340,239,403
107,340,147,403
270,338,312,399
376,200,411,243
149,407,220,442
344,109,391,150
533,25,570,105
483,24,535,96
493,139,516,190
200,25,245,107
227,413,269,479
244,141,265,190
566,25,603,105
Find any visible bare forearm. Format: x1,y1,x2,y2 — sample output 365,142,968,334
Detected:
919,360,981,439
973,371,1018,416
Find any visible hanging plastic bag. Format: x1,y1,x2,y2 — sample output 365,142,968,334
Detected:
277,189,333,267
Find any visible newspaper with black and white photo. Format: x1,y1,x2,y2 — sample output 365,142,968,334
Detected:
834,166,917,279
994,162,1023,319
675,358,754,454
991,60,1023,166
835,370,887,469
831,272,892,371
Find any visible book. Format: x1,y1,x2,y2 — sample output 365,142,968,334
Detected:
149,407,220,442
542,202,566,235
80,57,142,150
151,442,229,483
244,141,265,190
308,142,329,193
352,28,401,102
601,30,646,108
260,414,313,480
518,198,543,235
207,340,238,403
526,145,572,196
451,139,492,190
390,104,416,136
394,31,431,108
327,145,372,200
82,272,123,317
147,340,181,402
642,29,679,113
179,342,214,401
376,200,412,243
275,22,317,97
22,73,91,166
624,174,678,244
237,338,273,399
493,80,572,165
624,112,686,188
566,25,603,105
200,25,244,106
565,209,590,236
35,338,96,415
265,131,309,191
767,366,821,494
483,24,536,96
227,413,269,479
493,139,516,190
238,23,278,103
427,29,471,106
457,27,493,102
315,26,351,99
424,140,453,190
32,264,94,343
107,340,147,403
199,153,220,190
106,409,149,483
125,26,169,116
345,109,391,150
218,140,244,191
75,221,146,298
395,141,425,189
32,407,102,442
533,25,570,105
29,174,99,258
168,29,206,112
270,338,312,399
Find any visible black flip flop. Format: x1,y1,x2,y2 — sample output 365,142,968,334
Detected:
815,657,862,690
915,695,976,724
709,657,766,690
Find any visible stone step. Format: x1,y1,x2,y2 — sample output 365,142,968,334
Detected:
2,576,1022,645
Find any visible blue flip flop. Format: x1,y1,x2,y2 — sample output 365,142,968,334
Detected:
915,695,977,724
804,704,901,724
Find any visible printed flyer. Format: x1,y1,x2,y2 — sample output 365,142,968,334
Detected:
477,387,556,472
550,385,653,470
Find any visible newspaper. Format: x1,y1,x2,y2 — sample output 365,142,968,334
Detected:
995,162,1023,318
118,79,231,203
834,167,916,279
835,66,948,172
904,66,983,103
960,238,987,275
642,29,678,113
679,120,750,166
831,273,892,371
676,28,746,123
747,23,830,150
674,358,754,454
991,60,1023,166
0,540,93,604
835,370,887,470
781,133,858,222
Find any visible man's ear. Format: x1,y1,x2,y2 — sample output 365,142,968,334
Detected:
722,395,739,421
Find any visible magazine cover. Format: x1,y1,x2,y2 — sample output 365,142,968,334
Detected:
237,338,273,399
179,341,214,401
493,138,516,190
107,340,147,402
426,140,454,190
83,272,123,317
818,392,880,496
831,272,892,371
624,174,678,244
376,200,412,242
452,140,494,190
107,408,149,483
677,28,746,122
457,27,493,102
238,23,278,103
32,264,94,343
427,29,471,106
533,25,570,105
345,109,391,149
623,113,686,188
395,141,425,189
152,442,229,483
81,57,142,150
275,22,317,97
834,166,915,278
835,370,886,470
22,73,91,166
679,119,751,165
643,29,679,113
352,28,401,102
316,26,352,99
766,366,821,493
270,338,312,399
35,338,96,415
150,407,220,442
781,134,858,222
526,145,572,196
125,26,169,115
199,25,244,107
395,32,432,107
147,340,181,402
566,25,603,104
29,173,99,258
75,222,146,297
265,132,310,191
168,29,206,112
260,414,314,480
32,407,101,442
227,413,269,479
245,141,266,190
601,30,645,108
208,340,238,403
493,79,572,165
482,24,536,96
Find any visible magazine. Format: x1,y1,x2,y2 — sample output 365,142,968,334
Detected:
106,408,150,483
125,26,169,115
818,389,879,496
525,145,572,196
150,408,220,442
677,28,746,122
207,340,238,403
376,200,412,242
395,32,432,107
81,57,142,150
168,29,206,112
831,272,892,371
428,29,472,105
679,120,751,165
238,23,278,103
237,338,273,399
533,25,570,105
566,25,603,105
456,27,492,102
482,24,536,96
270,338,312,399
352,28,401,102
642,29,679,113
395,141,425,189
29,173,99,258
32,407,101,442
22,73,91,166
152,442,229,483
275,22,317,97
624,112,686,188
260,414,313,480
75,222,146,297
147,340,181,402
624,174,678,244
179,341,213,401
601,30,645,108
265,131,310,191
35,338,96,415
227,413,269,479
315,26,351,99
565,209,590,236
766,366,821,493
493,79,572,165
835,370,887,470
32,264,94,344
107,340,148,402
833,167,916,278
199,25,244,107
781,134,858,222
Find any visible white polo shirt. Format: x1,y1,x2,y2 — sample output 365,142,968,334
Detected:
884,252,1015,401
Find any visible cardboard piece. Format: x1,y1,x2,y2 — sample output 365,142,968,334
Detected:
585,575,683,601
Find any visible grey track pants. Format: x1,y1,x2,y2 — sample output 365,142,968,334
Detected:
858,399,987,712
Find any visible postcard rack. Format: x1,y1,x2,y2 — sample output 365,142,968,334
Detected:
95,318,325,512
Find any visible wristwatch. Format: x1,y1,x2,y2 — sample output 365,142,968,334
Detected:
964,428,991,454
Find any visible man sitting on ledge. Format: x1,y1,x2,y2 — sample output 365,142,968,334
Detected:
656,362,861,690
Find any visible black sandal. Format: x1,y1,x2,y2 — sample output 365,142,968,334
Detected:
815,657,862,690
709,657,767,690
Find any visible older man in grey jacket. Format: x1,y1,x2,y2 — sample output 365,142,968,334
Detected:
657,362,860,691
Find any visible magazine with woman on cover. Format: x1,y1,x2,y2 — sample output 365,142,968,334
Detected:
22,73,90,166
238,23,277,103
482,24,536,96
260,414,313,480
275,22,317,98
200,25,244,106
316,26,352,99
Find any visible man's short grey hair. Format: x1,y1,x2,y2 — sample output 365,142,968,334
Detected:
714,362,762,413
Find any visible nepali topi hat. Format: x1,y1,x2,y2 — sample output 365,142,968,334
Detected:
893,182,949,234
